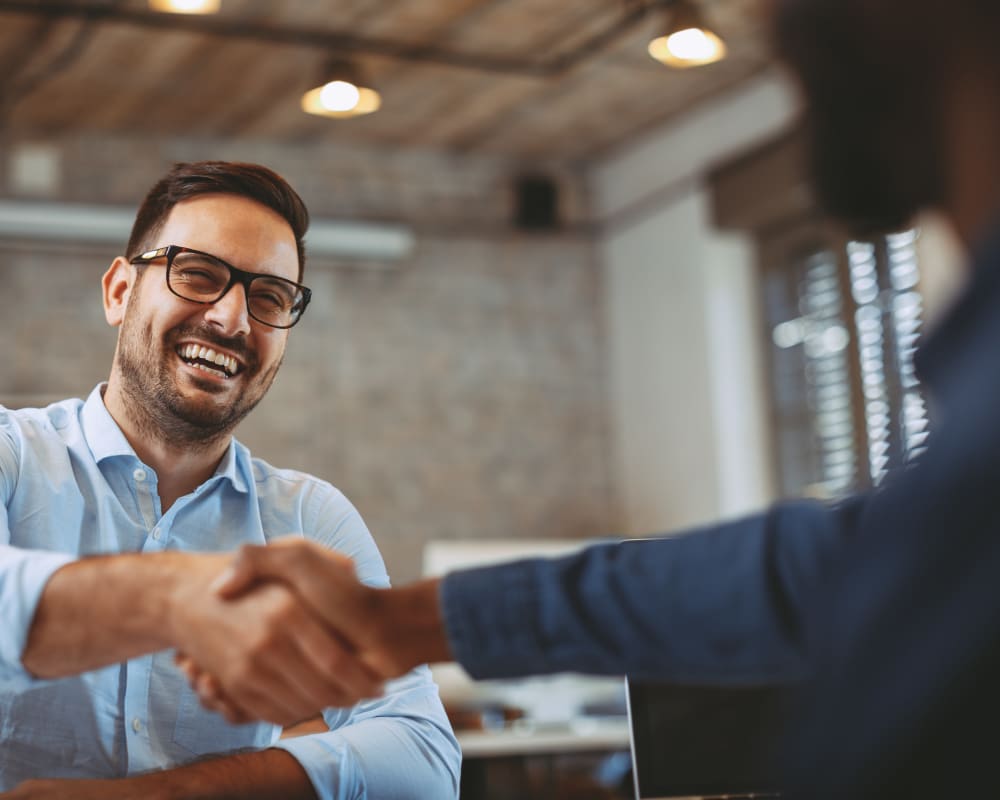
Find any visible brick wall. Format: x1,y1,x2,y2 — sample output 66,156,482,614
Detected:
0,134,617,582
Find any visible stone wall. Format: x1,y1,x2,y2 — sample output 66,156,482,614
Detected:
0,134,617,582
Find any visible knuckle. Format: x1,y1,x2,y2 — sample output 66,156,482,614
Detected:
286,540,312,568
227,662,259,696
322,647,347,674
235,543,259,565
275,591,300,618
260,589,299,626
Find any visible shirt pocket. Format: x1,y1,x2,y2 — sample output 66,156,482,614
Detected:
171,684,278,758
0,676,120,782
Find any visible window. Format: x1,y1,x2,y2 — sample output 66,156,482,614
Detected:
709,130,934,501
762,227,929,499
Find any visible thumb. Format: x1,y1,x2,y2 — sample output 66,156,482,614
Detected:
211,544,263,598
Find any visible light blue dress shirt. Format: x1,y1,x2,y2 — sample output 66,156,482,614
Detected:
0,385,460,798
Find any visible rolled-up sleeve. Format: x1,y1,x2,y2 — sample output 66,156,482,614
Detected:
0,421,75,687
274,666,460,800
0,543,75,685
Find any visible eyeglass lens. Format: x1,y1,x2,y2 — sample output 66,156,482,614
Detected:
169,251,303,326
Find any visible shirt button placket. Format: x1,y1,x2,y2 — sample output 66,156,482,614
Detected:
123,657,155,772
132,464,159,533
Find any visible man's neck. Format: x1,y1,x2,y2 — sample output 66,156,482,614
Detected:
944,65,1000,249
102,379,230,511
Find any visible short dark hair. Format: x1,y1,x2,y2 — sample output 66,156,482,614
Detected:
126,161,310,281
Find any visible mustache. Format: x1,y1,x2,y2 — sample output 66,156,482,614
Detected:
169,324,258,370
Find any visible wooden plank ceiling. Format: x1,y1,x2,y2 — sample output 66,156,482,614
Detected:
0,0,772,162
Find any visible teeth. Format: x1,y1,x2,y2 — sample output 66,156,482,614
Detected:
178,344,239,377
193,362,226,377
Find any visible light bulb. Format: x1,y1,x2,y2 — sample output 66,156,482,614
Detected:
665,28,718,61
319,81,361,112
149,0,220,13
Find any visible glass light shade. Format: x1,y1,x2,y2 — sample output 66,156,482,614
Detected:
301,82,381,118
648,26,726,67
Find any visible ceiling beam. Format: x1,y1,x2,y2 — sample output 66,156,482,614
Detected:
0,0,667,78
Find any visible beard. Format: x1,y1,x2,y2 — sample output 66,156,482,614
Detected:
773,0,946,235
114,299,282,450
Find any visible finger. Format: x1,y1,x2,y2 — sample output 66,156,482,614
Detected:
213,539,319,598
217,611,335,725
179,660,253,725
215,661,314,727
183,635,313,726
175,654,201,685
295,628,384,709
211,553,257,599
285,603,386,705
211,543,292,599
217,541,356,607
194,670,222,704
194,673,253,725
232,587,383,714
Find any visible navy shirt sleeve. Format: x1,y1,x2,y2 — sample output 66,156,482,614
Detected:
441,497,865,684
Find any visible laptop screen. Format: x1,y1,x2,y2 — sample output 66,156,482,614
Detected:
626,681,793,799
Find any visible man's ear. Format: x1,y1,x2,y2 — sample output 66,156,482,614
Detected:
102,257,135,328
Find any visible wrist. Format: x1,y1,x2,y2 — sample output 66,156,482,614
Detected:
163,551,230,649
372,578,451,674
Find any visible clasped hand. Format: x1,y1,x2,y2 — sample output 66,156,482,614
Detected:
174,540,395,726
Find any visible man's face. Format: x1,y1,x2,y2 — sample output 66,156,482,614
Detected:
771,0,946,234
114,194,299,445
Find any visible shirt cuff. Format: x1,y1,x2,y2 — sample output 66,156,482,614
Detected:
440,559,549,680
272,734,360,800
0,547,76,688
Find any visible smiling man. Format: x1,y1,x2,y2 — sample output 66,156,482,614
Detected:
0,162,459,799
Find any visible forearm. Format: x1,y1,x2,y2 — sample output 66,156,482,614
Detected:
22,551,222,678
0,751,316,800
141,749,316,800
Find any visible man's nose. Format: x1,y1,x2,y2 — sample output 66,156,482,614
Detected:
203,282,252,336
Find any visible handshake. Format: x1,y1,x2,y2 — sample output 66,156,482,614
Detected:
171,540,452,726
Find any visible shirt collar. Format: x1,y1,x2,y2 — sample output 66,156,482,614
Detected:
81,383,250,494
81,383,135,462
914,217,1000,393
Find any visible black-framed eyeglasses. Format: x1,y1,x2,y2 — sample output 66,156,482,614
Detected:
128,245,312,329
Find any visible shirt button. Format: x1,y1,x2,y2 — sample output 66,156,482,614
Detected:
133,468,146,482
151,527,161,541
132,717,142,733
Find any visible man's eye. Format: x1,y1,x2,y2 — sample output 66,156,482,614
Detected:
178,268,217,281
252,292,286,310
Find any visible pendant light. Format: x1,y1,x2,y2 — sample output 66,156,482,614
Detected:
301,60,381,119
148,0,220,13
648,0,727,68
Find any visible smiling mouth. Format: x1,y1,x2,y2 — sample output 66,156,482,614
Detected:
177,344,241,379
